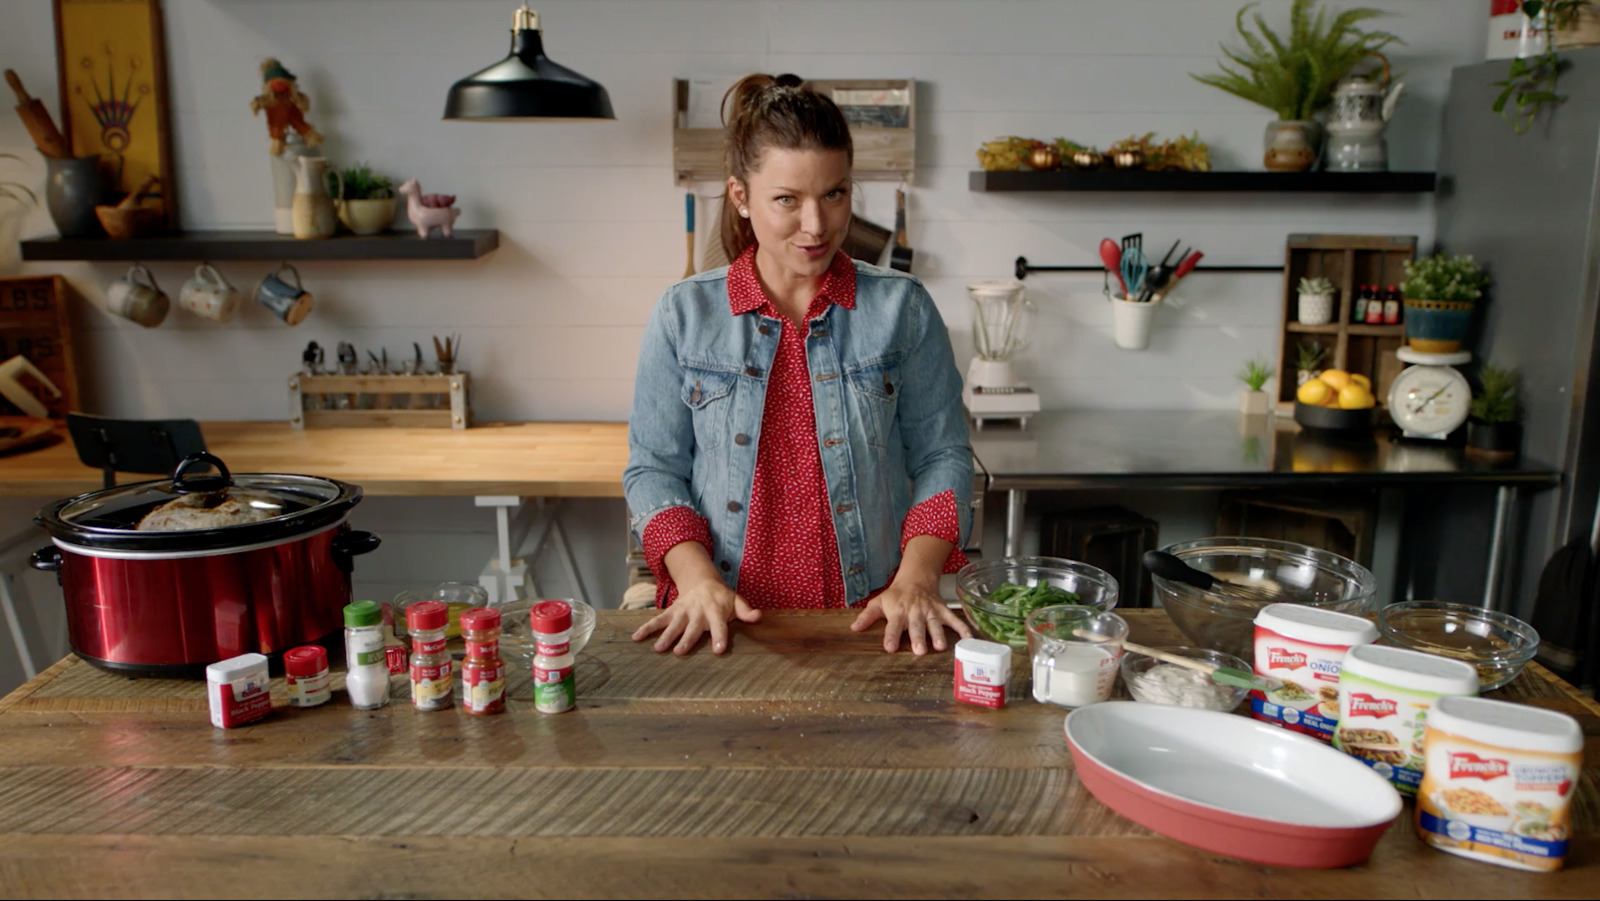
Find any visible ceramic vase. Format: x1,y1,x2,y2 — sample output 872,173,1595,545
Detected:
292,156,340,240
1263,120,1322,172
1111,296,1159,350
1240,389,1272,416
336,197,397,235
45,155,110,238
1402,299,1474,353
269,132,311,235
1298,292,1335,326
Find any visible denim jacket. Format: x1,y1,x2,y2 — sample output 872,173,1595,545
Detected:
624,258,974,605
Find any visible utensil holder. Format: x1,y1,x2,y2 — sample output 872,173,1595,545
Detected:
46,156,110,238
288,371,470,429
1111,296,1159,350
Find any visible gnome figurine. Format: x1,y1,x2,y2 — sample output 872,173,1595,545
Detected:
250,59,323,156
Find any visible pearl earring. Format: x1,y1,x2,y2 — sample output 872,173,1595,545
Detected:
739,208,749,218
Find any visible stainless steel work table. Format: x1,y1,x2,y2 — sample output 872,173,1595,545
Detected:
968,410,1561,610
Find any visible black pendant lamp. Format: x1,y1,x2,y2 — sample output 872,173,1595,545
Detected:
443,5,615,121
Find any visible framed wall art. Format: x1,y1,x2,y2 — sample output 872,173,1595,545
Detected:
52,0,178,230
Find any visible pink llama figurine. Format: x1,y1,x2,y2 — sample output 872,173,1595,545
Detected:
398,179,462,239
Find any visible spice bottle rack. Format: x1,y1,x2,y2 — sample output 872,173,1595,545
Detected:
288,372,471,429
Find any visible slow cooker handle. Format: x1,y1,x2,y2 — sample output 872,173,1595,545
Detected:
29,546,63,586
171,452,234,494
332,530,382,574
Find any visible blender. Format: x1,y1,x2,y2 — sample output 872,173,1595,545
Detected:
963,281,1040,429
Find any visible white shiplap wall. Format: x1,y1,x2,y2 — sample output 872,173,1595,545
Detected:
0,0,1487,690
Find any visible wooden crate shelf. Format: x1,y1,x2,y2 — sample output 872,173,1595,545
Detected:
288,372,470,429
673,79,914,182
1274,234,1416,414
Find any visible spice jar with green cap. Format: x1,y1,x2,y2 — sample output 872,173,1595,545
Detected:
344,600,390,710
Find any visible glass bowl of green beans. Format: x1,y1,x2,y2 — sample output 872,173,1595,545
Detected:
954,557,1120,651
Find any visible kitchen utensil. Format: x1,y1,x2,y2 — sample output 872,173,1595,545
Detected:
1145,550,1284,603
254,263,313,326
683,192,696,279
1118,646,1253,710
433,334,460,374
1150,250,1204,302
962,281,1041,426
1120,232,1142,257
0,355,61,418
1029,606,1129,708
1110,294,1160,350
699,193,730,272
106,263,171,328
954,556,1119,650
95,175,164,240
30,451,382,677
1149,538,1377,661
1063,703,1402,868
1138,240,1184,301
1099,238,1128,296
45,155,110,238
890,187,914,273
4,69,69,160
841,213,892,265
1376,600,1539,691
1085,630,1277,692
1119,247,1148,300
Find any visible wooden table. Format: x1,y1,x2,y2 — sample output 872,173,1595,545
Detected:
0,610,1595,899
0,420,631,499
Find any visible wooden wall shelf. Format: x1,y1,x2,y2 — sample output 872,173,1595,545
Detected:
969,170,1437,193
673,78,914,182
20,229,499,262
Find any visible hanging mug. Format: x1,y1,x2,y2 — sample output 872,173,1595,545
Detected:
179,262,242,323
105,263,171,328
254,262,314,326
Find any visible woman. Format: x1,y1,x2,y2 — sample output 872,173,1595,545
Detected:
625,73,973,657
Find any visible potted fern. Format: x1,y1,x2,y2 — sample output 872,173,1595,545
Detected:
1297,276,1336,325
1401,253,1489,353
1239,357,1275,414
1191,0,1402,171
0,154,38,275
1466,364,1521,460
335,162,397,235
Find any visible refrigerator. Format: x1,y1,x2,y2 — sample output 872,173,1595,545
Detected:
1429,47,1600,685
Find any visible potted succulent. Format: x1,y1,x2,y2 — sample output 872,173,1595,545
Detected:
1467,364,1522,460
1400,253,1489,354
335,162,397,235
1239,358,1275,415
1297,276,1336,325
0,153,37,274
1295,339,1327,386
1191,0,1402,172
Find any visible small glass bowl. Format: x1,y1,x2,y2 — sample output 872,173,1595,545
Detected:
498,598,596,663
1119,646,1251,711
1376,601,1539,691
954,557,1119,650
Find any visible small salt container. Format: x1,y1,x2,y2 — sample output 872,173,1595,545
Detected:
206,653,272,729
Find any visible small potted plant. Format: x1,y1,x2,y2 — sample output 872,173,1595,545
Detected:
1239,357,1274,415
0,153,37,274
1400,253,1489,353
1191,0,1402,171
1297,276,1336,326
1295,339,1328,386
1467,363,1522,460
335,162,397,235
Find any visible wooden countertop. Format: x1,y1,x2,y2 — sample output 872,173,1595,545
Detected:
1,609,1595,898
0,421,630,498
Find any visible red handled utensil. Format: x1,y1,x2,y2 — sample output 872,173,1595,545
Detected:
1100,238,1128,296
1152,251,1204,301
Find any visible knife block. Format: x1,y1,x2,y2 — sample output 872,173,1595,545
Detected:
287,371,470,429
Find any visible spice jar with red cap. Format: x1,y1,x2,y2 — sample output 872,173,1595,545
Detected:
284,644,331,708
407,600,453,711
460,607,506,715
531,600,576,714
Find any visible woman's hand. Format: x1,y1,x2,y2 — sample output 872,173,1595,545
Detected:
631,540,761,655
850,534,969,654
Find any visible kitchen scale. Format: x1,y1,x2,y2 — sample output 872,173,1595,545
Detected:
1386,346,1473,440
963,281,1041,430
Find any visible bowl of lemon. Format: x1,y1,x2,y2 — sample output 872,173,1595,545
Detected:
1294,369,1376,432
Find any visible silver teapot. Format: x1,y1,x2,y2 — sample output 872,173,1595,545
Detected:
1325,60,1403,171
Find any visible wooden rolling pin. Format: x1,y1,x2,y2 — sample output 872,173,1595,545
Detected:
4,70,70,160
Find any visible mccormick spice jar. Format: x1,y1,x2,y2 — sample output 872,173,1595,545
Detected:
954,638,1011,708
408,601,454,711
1251,604,1377,742
206,653,272,729
1416,696,1582,872
460,607,506,716
344,600,391,710
283,645,332,708
1335,643,1479,794
531,601,576,714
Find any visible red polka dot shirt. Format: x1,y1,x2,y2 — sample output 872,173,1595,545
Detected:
642,247,968,609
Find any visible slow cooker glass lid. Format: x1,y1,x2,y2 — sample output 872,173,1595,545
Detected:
55,472,344,531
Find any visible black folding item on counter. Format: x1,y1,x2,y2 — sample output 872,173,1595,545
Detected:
1530,537,1593,683
66,413,206,489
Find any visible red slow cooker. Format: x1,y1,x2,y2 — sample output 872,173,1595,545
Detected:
31,452,381,677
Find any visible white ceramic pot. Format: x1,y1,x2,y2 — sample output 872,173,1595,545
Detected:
1111,296,1159,350
1299,292,1335,326
1263,120,1322,172
337,197,397,235
1240,389,1272,416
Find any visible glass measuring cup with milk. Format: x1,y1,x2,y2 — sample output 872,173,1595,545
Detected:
1026,605,1129,708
